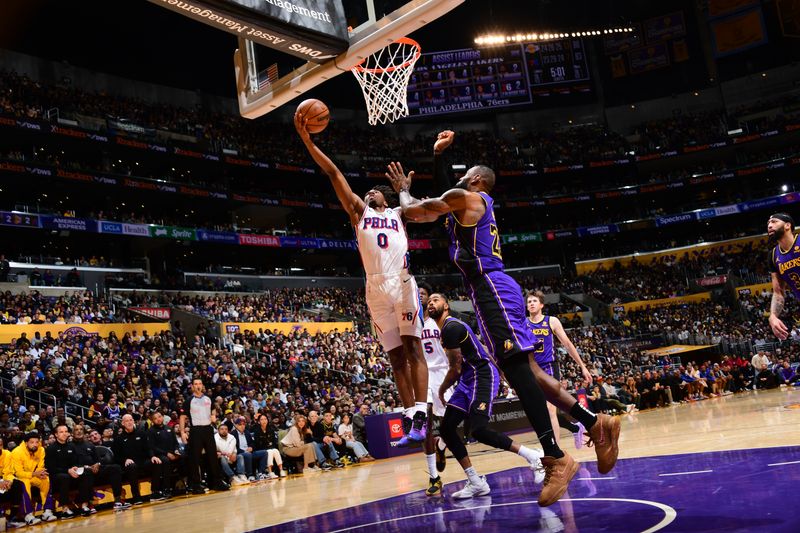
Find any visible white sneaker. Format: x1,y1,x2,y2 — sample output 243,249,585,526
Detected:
305,466,321,473
256,473,267,481
267,471,278,480
278,469,287,478
25,513,41,526
230,476,246,486
239,474,251,484
573,422,585,449
530,458,545,484
41,509,57,522
248,475,256,482
452,476,490,499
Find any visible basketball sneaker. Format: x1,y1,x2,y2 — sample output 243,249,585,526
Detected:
426,476,443,497
538,454,579,507
586,414,621,474
435,436,447,472
452,476,490,499
406,411,427,442
572,422,585,450
395,416,415,447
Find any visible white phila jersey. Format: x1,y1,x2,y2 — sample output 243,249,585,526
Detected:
422,316,449,373
356,205,409,276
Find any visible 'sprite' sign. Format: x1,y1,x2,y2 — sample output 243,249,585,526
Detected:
149,0,348,62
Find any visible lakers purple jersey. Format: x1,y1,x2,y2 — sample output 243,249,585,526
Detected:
527,315,555,364
446,191,504,279
441,316,494,385
771,234,800,299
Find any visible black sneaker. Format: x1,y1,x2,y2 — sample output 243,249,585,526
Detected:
333,460,345,468
113,501,132,511
80,505,95,516
402,415,413,436
211,481,230,492
319,462,333,471
130,497,145,506
189,485,206,495
435,436,447,472
150,491,167,502
60,508,77,520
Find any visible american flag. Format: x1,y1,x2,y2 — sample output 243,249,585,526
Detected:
258,63,279,91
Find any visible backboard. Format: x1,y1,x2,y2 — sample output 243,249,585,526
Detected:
233,0,464,119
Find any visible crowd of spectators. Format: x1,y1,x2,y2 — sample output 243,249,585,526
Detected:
4,69,800,179
0,290,121,325
583,241,771,301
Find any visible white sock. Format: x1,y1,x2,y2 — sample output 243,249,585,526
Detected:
464,466,482,485
426,453,437,477
437,436,447,451
404,407,414,419
517,445,543,464
414,402,427,416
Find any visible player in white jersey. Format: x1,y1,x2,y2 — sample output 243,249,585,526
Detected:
295,112,429,442
418,282,452,496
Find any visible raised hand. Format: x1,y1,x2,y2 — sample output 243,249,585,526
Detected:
294,111,311,142
385,161,414,193
434,130,455,154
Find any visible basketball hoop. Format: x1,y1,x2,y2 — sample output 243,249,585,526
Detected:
351,37,422,126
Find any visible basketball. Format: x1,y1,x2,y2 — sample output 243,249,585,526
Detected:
297,98,330,134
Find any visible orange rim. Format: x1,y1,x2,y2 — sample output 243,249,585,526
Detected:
352,37,422,74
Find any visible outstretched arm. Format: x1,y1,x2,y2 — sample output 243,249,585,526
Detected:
294,112,365,226
550,316,592,384
385,162,470,223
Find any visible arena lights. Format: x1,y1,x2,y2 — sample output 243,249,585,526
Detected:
475,27,635,46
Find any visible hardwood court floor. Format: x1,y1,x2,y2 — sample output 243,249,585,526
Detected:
53,388,800,533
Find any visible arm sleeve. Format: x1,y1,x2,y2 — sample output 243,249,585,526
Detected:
440,321,468,350
433,153,454,194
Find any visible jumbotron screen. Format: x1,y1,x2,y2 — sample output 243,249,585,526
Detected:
406,45,531,116
406,38,591,117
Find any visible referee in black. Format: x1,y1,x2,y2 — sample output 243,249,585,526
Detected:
179,378,229,494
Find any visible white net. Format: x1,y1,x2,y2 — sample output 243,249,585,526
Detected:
351,38,421,126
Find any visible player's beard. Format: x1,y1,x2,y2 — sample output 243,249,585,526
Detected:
428,306,443,319
367,198,379,208
768,226,785,244
453,178,470,190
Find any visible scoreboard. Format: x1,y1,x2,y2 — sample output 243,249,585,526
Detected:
407,45,531,116
525,39,590,87
407,39,592,117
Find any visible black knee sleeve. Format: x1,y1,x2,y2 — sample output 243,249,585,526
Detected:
440,408,468,461
469,413,512,451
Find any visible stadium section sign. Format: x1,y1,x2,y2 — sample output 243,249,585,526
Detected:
149,0,348,62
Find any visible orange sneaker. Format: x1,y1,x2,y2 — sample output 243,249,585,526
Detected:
537,454,579,507
587,414,621,474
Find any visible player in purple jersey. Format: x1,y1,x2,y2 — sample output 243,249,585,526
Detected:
767,212,799,339
527,291,592,449
428,293,545,500
386,148,620,507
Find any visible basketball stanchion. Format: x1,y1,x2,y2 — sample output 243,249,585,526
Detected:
350,37,422,126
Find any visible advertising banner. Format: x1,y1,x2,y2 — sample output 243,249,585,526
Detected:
220,322,353,337
196,229,239,245
130,308,171,320
147,0,348,62
0,323,168,344
41,216,96,232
